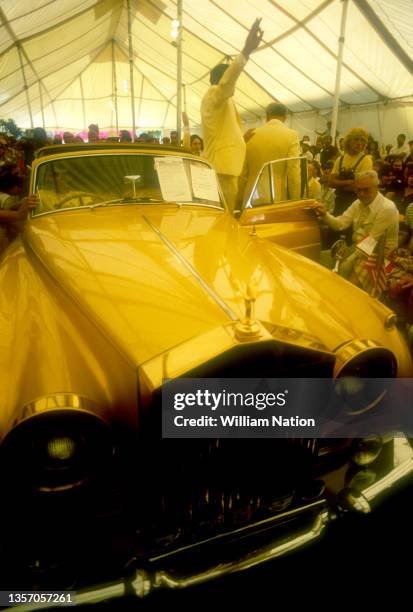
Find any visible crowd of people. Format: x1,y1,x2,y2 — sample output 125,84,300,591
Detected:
0,133,38,252
298,130,413,215
305,127,413,329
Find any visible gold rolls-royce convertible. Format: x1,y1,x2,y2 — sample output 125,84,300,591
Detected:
0,143,412,604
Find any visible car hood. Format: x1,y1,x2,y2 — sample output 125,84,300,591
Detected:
25,206,391,366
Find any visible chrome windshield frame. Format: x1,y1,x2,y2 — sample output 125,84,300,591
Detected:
31,152,226,218
244,155,308,209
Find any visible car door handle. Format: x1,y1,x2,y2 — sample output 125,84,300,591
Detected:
303,206,319,217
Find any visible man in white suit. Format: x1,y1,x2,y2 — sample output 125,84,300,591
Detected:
237,103,301,207
201,19,263,211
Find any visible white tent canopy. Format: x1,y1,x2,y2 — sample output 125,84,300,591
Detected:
0,0,412,142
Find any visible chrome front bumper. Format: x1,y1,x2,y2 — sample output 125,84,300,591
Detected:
76,437,413,606
77,500,330,603
10,437,413,610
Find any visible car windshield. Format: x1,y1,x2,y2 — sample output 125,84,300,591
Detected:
33,153,224,214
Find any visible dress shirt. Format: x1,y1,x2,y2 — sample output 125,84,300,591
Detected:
324,192,399,251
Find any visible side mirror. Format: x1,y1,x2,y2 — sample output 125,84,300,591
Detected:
233,209,242,219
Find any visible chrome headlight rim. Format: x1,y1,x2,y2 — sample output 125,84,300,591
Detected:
333,339,397,416
13,392,101,427
333,339,397,379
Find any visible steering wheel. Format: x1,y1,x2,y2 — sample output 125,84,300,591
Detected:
55,192,102,209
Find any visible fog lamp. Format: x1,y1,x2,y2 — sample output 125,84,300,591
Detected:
345,466,377,491
351,436,383,466
47,436,77,461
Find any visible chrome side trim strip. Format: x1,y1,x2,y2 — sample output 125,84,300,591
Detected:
290,241,322,251
143,215,238,321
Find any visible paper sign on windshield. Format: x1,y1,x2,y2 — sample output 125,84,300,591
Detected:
154,157,192,201
190,164,220,202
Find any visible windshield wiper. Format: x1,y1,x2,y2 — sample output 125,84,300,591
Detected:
121,197,164,203
90,197,165,209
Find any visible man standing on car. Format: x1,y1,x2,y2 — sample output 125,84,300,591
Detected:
201,19,263,211
237,102,301,205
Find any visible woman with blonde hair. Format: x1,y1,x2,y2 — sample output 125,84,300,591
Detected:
328,127,372,221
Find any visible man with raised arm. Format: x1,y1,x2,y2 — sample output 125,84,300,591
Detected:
201,18,264,211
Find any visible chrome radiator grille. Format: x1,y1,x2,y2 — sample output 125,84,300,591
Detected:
133,436,326,555
135,341,339,553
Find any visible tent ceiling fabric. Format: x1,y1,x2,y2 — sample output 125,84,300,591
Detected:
0,0,411,131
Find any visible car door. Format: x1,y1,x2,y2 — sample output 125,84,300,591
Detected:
238,157,321,261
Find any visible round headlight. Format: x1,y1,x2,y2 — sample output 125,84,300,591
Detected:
1,408,113,492
345,466,377,491
47,436,77,461
351,436,383,466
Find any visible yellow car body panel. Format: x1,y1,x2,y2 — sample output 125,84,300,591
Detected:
239,199,321,260
21,204,410,368
0,198,411,439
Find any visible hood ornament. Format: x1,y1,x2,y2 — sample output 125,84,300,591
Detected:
330,236,348,273
124,175,141,198
234,280,262,341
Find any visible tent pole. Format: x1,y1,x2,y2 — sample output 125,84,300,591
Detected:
79,75,86,134
331,0,349,145
161,101,171,133
176,0,183,143
127,0,136,141
112,39,119,136
137,77,144,129
17,43,33,129
39,82,45,129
